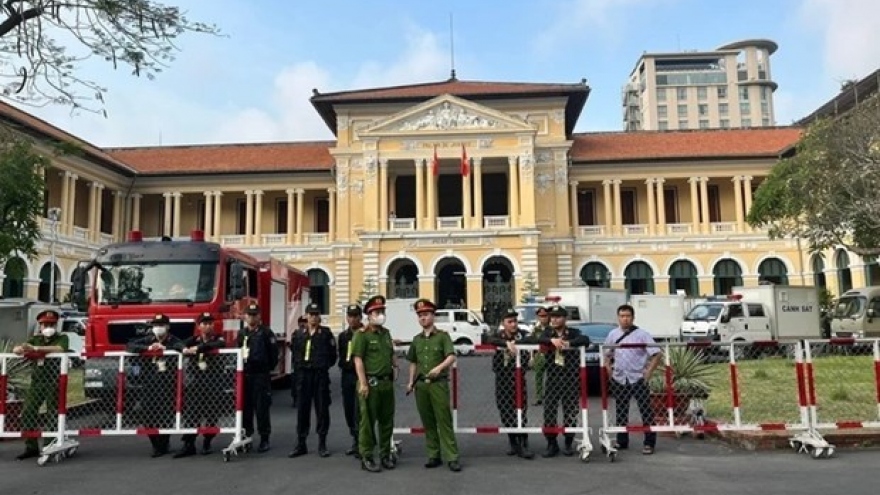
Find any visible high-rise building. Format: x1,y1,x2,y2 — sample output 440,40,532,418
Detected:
623,39,778,131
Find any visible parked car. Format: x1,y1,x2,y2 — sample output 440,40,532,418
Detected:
571,322,617,396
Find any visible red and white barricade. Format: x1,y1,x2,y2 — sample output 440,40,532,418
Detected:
1,352,79,465
598,341,818,461
797,338,880,458
393,343,594,462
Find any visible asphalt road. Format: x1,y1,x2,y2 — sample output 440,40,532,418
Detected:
2,355,879,495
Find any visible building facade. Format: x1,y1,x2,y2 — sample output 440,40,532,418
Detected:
0,76,867,327
624,39,778,131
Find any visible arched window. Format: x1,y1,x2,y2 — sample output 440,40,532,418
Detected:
580,262,610,288
758,258,788,285
624,261,654,296
2,257,27,298
713,259,743,295
835,250,852,293
668,260,698,296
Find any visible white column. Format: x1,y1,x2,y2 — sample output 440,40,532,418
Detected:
203,191,214,239
253,190,264,245
172,191,182,238
462,160,472,229
212,192,222,240
699,177,709,234
415,160,425,230
328,188,336,242
646,178,656,235
612,179,622,235
112,190,123,241
244,191,254,244
569,180,579,235
655,178,667,235
87,182,98,240
427,161,437,229
295,188,305,244
508,156,520,228
163,192,173,236
59,171,70,230
743,175,754,232
379,159,388,229
66,174,78,235
131,193,142,231
286,189,296,244
688,177,700,233
602,179,612,235
732,176,744,233
473,158,483,229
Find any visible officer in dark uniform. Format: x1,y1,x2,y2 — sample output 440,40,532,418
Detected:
290,315,308,408
537,304,590,457
174,312,226,458
487,308,534,459
237,303,278,453
12,310,69,460
338,303,364,458
289,303,337,458
126,313,186,457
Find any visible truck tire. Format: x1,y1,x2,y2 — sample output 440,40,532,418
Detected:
454,338,474,356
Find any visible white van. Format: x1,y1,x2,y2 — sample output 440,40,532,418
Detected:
831,287,880,338
382,298,488,348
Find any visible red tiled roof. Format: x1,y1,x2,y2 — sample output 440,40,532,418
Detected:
0,100,137,175
571,127,803,163
107,141,334,175
310,77,590,136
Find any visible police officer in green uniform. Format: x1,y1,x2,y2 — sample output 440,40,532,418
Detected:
487,308,535,459
352,295,397,473
237,303,278,453
289,302,337,458
12,310,69,460
531,306,550,406
537,304,590,457
127,313,186,457
337,303,364,458
405,298,462,472
174,312,226,458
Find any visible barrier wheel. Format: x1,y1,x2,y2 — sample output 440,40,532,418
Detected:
811,447,824,459
789,440,800,451
825,447,835,458
600,445,607,454
66,447,77,457
223,451,231,462
37,455,50,466
608,452,617,463
579,451,590,463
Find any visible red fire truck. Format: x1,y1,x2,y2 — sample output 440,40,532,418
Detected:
71,230,309,398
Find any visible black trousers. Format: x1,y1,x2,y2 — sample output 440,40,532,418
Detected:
543,369,579,439
295,367,331,438
242,372,272,438
612,378,656,448
495,372,528,427
340,370,359,439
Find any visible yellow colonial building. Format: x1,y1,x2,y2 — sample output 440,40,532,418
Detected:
1,77,871,326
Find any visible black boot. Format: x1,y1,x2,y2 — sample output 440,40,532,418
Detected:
201,436,214,455
381,456,397,470
518,435,535,460
288,437,308,458
318,436,330,458
361,457,381,472
173,441,197,459
506,434,519,456
542,437,560,458
345,438,358,456
257,436,271,453
562,436,575,457
16,449,39,461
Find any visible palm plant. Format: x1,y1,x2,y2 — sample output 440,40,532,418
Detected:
648,346,714,398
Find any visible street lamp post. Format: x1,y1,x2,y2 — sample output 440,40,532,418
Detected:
48,207,61,304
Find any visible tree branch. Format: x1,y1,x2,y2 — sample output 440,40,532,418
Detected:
0,6,43,38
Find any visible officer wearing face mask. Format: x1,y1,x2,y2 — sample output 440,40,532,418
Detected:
126,313,185,457
12,310,69,460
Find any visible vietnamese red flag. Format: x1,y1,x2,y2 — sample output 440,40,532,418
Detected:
432,145,440,176
460,144,469,177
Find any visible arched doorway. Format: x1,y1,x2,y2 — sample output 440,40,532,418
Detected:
307,268,330,314
580,262,610,288
624,261,654,296
434,258,467,310
38,262,62,303
2,257,27,298
758,258,788,285
864,256,880,286
835,249,852,293
713,259,743,295
668,260,698,296
387,259,419,299
811,254,826,290
481,256,515,328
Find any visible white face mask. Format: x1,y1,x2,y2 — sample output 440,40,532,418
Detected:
41,327,56,338
370,314,386,326
152,326,168,338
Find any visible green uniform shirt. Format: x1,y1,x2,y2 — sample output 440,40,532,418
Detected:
25,333,70,377
406,328,454,380
351,326,394,377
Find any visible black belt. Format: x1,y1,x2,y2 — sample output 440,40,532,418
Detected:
416,375,448,383
367,374,392,381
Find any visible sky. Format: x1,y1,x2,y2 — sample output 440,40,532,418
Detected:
7,0,880,148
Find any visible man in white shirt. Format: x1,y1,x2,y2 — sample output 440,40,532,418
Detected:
603,304,662,455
